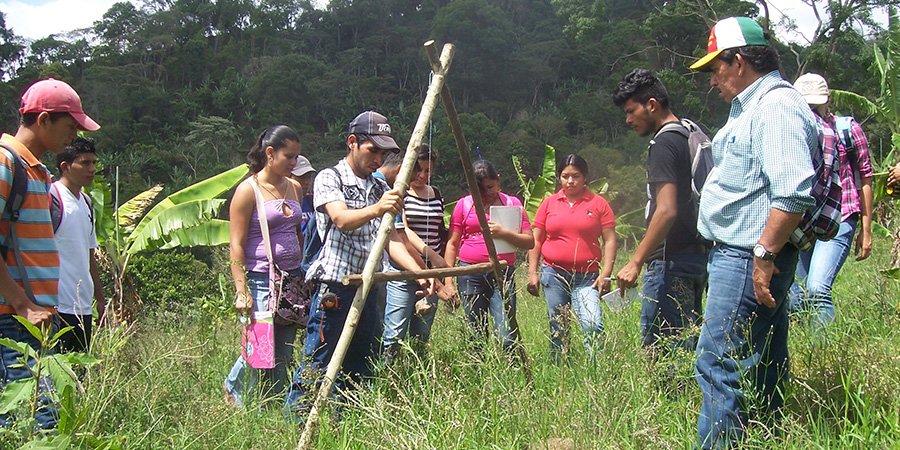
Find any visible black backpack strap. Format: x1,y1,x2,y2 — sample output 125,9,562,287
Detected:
0,143,28,259
0,143,35,302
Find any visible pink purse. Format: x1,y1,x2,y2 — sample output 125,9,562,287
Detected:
241,311,275,369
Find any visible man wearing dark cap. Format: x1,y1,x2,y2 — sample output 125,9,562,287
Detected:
690,18,818,448
286,111,432,415
0,78,100,429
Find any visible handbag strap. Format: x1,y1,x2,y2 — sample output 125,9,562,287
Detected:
247,176,277,313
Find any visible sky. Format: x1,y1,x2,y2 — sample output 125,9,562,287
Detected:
0,0,887,43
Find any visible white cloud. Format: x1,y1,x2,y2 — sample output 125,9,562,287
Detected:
767,0,888,44
0,0,130,40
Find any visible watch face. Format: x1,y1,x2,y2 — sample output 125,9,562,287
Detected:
753,244,765,258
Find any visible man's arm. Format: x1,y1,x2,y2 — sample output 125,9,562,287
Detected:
753,209,804,308
616,182,677,289
325,188,403,232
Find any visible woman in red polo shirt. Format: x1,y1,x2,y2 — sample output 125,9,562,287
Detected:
527,154,617,359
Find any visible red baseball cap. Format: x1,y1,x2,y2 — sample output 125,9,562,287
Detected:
19,78,100,131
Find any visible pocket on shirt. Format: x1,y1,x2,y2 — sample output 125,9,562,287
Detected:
717,137,754,192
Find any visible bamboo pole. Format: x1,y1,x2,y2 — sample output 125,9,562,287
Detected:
342,261,508,286
424,41,532,380
296,43,456,450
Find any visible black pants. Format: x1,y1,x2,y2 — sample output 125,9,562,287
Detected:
57,313,93,353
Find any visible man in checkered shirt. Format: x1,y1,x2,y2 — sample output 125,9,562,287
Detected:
689,18,817,448
287,111,432,414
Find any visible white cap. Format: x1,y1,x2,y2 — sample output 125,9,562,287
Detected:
794,73,830,106
291,156,316,177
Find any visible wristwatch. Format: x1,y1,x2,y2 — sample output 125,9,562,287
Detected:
752,243,777,261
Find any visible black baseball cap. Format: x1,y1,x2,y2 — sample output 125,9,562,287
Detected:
348,111,400,151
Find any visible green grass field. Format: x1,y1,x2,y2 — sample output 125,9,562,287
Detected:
5,238,898,449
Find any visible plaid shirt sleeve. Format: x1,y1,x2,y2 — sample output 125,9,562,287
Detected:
850,119,874,178
313,168,344,211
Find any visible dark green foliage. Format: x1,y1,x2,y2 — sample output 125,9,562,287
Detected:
128,249,219,310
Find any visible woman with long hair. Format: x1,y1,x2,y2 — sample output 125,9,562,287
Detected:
444,159,533,350
224,125,303,407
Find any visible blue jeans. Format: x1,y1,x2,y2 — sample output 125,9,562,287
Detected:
457,262,518,349
640,252,708,351
383,273,437,353
0,314,58,429
224,270,299,407
285,281,381,416
788,216,857,331
540,265,603,359
695,243,798,449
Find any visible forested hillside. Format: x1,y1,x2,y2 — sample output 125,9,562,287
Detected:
0,0,888,219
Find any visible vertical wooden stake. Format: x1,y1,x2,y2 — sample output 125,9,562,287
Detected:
296,42,455,450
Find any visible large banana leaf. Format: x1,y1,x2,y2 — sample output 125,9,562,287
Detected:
830,89,879,120
524,176,553,221
130,164,249,243
540,145,557,182
127,199,227,254
117,185,164,233
159,219,231,250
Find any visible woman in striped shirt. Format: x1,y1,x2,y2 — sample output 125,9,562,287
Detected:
382,145,455,358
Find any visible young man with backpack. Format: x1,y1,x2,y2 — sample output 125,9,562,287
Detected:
690,18,818,448
611,68,709,352
0,78,100,429
51,137,106,353
285,111,436,416
789,73,874,331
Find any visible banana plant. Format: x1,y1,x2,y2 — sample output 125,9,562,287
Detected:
88,164,250,321
830,7,900,267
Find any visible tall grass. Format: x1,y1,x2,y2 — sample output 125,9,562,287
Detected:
4,238,897,449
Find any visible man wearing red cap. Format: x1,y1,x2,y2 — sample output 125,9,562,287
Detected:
0,78,99,429
690,18,817,448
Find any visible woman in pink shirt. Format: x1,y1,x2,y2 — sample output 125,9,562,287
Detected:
527,154,617,359
444,160,533,350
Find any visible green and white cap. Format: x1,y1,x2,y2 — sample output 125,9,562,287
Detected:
690,17,769,71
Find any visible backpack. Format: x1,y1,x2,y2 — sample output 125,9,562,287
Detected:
299,168,339,276
49,183,95,234
0,144,29,260
834,115,862,186
789,114,843,250
652,118,714,233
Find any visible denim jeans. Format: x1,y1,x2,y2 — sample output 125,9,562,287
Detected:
0,314,58,429
383,273,437,353
540,264,602,359
224,270,298,408
285,281,381,417
788,216,857,331
457,262,518,349
695,243,798,449
640,252,708,351
58,312,92,354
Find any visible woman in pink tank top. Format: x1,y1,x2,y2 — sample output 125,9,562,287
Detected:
224,125,304,407
444,159,533,351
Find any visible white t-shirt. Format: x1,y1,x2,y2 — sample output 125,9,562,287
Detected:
51,181,98,315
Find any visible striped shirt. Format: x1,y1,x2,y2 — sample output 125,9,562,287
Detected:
698,71,817,249
0,134,59,308
403,188,444,252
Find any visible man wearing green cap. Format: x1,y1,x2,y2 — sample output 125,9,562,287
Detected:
690,17,818,448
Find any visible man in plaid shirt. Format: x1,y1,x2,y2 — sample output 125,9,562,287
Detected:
287,111,433,415
689,18,817,448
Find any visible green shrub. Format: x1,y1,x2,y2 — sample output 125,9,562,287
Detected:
128,249,219,311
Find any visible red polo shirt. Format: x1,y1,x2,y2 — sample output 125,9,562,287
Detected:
533,189,615,272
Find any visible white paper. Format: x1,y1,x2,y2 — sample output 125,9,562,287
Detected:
489,206,523,254
602,287,639,312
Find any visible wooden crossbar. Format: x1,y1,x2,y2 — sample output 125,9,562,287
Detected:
341,261,508,286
